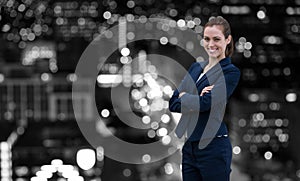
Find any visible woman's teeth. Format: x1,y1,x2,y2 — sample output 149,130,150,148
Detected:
209,49,217,53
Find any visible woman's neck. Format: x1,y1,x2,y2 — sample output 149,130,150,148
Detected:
207,58,219,67
204,57,225,73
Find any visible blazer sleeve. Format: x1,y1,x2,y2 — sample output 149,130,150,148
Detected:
168,62,198,113
180,66,240,112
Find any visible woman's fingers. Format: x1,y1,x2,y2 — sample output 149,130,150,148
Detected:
200,90,210,96
206,85,214,89
200,85,214,96
200,91,208,96
179,91,186,98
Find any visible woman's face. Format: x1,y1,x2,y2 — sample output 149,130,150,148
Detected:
203,25,231,60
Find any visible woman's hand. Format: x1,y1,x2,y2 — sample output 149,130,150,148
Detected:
179,92,186,98
200,85,214,96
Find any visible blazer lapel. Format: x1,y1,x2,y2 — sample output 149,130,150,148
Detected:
193,61,207,83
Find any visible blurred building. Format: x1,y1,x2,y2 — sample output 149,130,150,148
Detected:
0,0,300,181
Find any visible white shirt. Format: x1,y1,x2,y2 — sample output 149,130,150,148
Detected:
196,73,205,83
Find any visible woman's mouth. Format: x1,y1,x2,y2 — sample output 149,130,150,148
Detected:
208,48,218,53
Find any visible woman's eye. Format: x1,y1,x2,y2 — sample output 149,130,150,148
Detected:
204,37,209,41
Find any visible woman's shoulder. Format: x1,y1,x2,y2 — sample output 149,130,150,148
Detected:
224,62,240,73
221,63,241,81
187,61,203,71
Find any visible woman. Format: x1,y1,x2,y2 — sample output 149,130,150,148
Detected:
169,16,240,181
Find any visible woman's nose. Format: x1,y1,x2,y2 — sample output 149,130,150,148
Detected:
208,40,214,47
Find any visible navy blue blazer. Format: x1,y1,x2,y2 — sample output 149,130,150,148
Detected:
169,57,240,142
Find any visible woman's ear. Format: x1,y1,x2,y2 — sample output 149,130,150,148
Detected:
226,35,232,44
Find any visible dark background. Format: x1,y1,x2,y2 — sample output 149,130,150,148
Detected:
0,0,300,180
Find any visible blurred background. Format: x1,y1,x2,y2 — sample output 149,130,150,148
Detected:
0,0,300,180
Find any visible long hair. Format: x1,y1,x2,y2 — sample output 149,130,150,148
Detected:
204,16,234,57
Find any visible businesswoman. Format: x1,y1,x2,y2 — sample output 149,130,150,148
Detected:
169,16,240,181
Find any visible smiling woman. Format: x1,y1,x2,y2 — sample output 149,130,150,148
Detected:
203,26,230,60
202,17,234,73
169,16,240,181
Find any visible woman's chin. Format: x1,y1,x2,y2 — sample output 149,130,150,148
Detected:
208,54,218,58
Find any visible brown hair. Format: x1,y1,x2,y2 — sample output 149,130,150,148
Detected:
204,16,234,57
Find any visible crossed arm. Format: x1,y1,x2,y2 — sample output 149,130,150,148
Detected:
169,68,240,113
179,85,214,98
